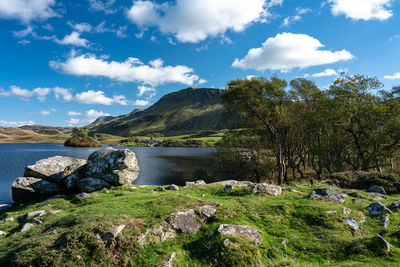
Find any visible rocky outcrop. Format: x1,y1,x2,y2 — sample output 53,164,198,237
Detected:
345,217,359,231
185,180,206,187
367,185,386,195
84,147,140,186
388,200,400,210
309,188,347,204
252,183,282,196
208,224,264,244
169,209,201,234
366,202,391,216
371,235,391,252
12,177,64,203
208,180,254,187
100,225,126,242
11,148,140,203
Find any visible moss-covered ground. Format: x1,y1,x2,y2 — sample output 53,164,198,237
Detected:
0,183,399,266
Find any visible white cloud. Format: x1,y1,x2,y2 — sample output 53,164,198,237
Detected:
38,108,56,116
304,68,339,78
126,0,279,43
68,22,92,33
232,32,354,72
54,31,89,47
33,87,51,101
10,85,33,97
329,0,393,21
85,109,110,118
68,21,127,38
0,0,58,23
74,90,130,106
133,100,150,106
68,111,82,116
0,120,35,128
88,0,117,14
0,88,12,97
50,52,203,86
2,85,55,101
384,72,400,80
137,85,156,98
53,87,73,101
282,7,311,27
67,118,82,124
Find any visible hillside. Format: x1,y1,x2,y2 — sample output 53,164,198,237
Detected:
91,88,225,137
19,125,73,134
0,182,399,266
0,127,70,143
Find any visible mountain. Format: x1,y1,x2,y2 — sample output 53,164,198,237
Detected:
91,88,225,137
89,116,117,127
19,125,73,134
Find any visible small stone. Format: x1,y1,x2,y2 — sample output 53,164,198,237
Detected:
161,252,176,267
309,188,347,204
382,215,390,229
100,225,126,242
367,186,386,195
326,210,337,214
360,217,366,224
129,185,137,190
373,197,384,201
209,224,263,244
252,183,283,196
167,184,179,191
19,210,45,221
345,217,359,231
352,198,363,204
0,217,14,224
201,194,205,197
371,235,391,252
48,210,60,215
76,255,82,260
31,218,43,224
79,193,90,198
155,186,166,191
199,205,217,219
185,180,206,187
21,223,34,232
388,200,400,210
224,185,233,191
281,239,289,248
223,239,232,247
169,209,201,234
343,208,352,215
366,202,391,216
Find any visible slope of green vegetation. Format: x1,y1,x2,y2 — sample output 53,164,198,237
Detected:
91,88,226,137
1,183,399,266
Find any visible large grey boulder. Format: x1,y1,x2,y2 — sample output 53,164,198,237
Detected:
208,180,254,187
366,202,391,216
252,183,282,196
169,209,201,234
24,156,85,183
309,188,347,204
84,148,139,186
367,185,386,195
209,224,263,244
388,200,400,210
77,178,110,193
137,223,178,245
12,177,64,203
185,180,206,187
62,159,87,190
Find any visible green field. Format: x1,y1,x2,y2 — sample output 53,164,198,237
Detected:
1,183,399,266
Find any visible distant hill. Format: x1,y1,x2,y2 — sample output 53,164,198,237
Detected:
19,125,73,134
91,88,226,137
0,127,69,143
89,116,117,127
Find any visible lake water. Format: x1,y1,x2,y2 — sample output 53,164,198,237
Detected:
0,143,216,203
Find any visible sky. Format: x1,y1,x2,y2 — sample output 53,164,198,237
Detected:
1,0,400,127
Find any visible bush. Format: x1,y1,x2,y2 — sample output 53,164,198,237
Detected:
64,136,102,147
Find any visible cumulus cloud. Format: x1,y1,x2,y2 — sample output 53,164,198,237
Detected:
137,85,156,98
88,0,117,14
0,120,35,128
232,32,354,72
68,21,127,38
67,118,82,124
133,100,150,106
304,68,339,78
126,0,280,43
282,7,311,27
74,90,129,105
54,31,89,47
38,108,56,116
0,0,58,23
68,111,82,116
329,0,393,21
49,52,203,86
53,87,73,101
33,87,51,101
384,73,400,80
85,109,110,118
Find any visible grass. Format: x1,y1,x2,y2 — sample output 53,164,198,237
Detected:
0,127,70,143
1,183,400,266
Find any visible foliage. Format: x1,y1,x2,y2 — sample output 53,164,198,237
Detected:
72,127,89,138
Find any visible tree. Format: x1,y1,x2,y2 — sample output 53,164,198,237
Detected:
72,126,89,138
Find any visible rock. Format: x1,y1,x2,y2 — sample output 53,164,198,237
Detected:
77,177,110,193
345,217,359,231
326,210,337,214
137,224,178,245
343,208,352,215
352,198,363,204
12,177,64,203
251,183,283,196
223,238,233,247
309,188,347,204
0,203,12,212
48,210,60,215
155,187,166,191
185,180,206,187
373,197,384,201
209,180,254,187
371,235,391,252
19,210,46,221
0,217,14,224
224,185,233,191
21,223,34,232
129,186,137,190
389,200,400,210
360,217,366,224
209,224,263,244
24,156,84,183
100,225,125,242
31,218,43,224
41,194,67,204
201,194,205,197
167,184,179,191
61,159,87,180
161,252,176,267
0,231,6,236
366,202,391,216
382,215,390,229
64,173,81,191
169,209,201,234
198,205,217,220
367,185,386,195
79,193,90,198
85,147,140,186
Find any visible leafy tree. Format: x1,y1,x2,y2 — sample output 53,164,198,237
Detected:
72,126,89,138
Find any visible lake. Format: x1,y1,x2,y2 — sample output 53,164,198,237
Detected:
0,143,216,203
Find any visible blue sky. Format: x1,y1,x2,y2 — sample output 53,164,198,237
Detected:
1,0,400,127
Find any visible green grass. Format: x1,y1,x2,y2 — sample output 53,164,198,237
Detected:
1,184,399,266
31,133,70,142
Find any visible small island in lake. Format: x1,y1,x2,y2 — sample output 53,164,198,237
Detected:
64,126,102,147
